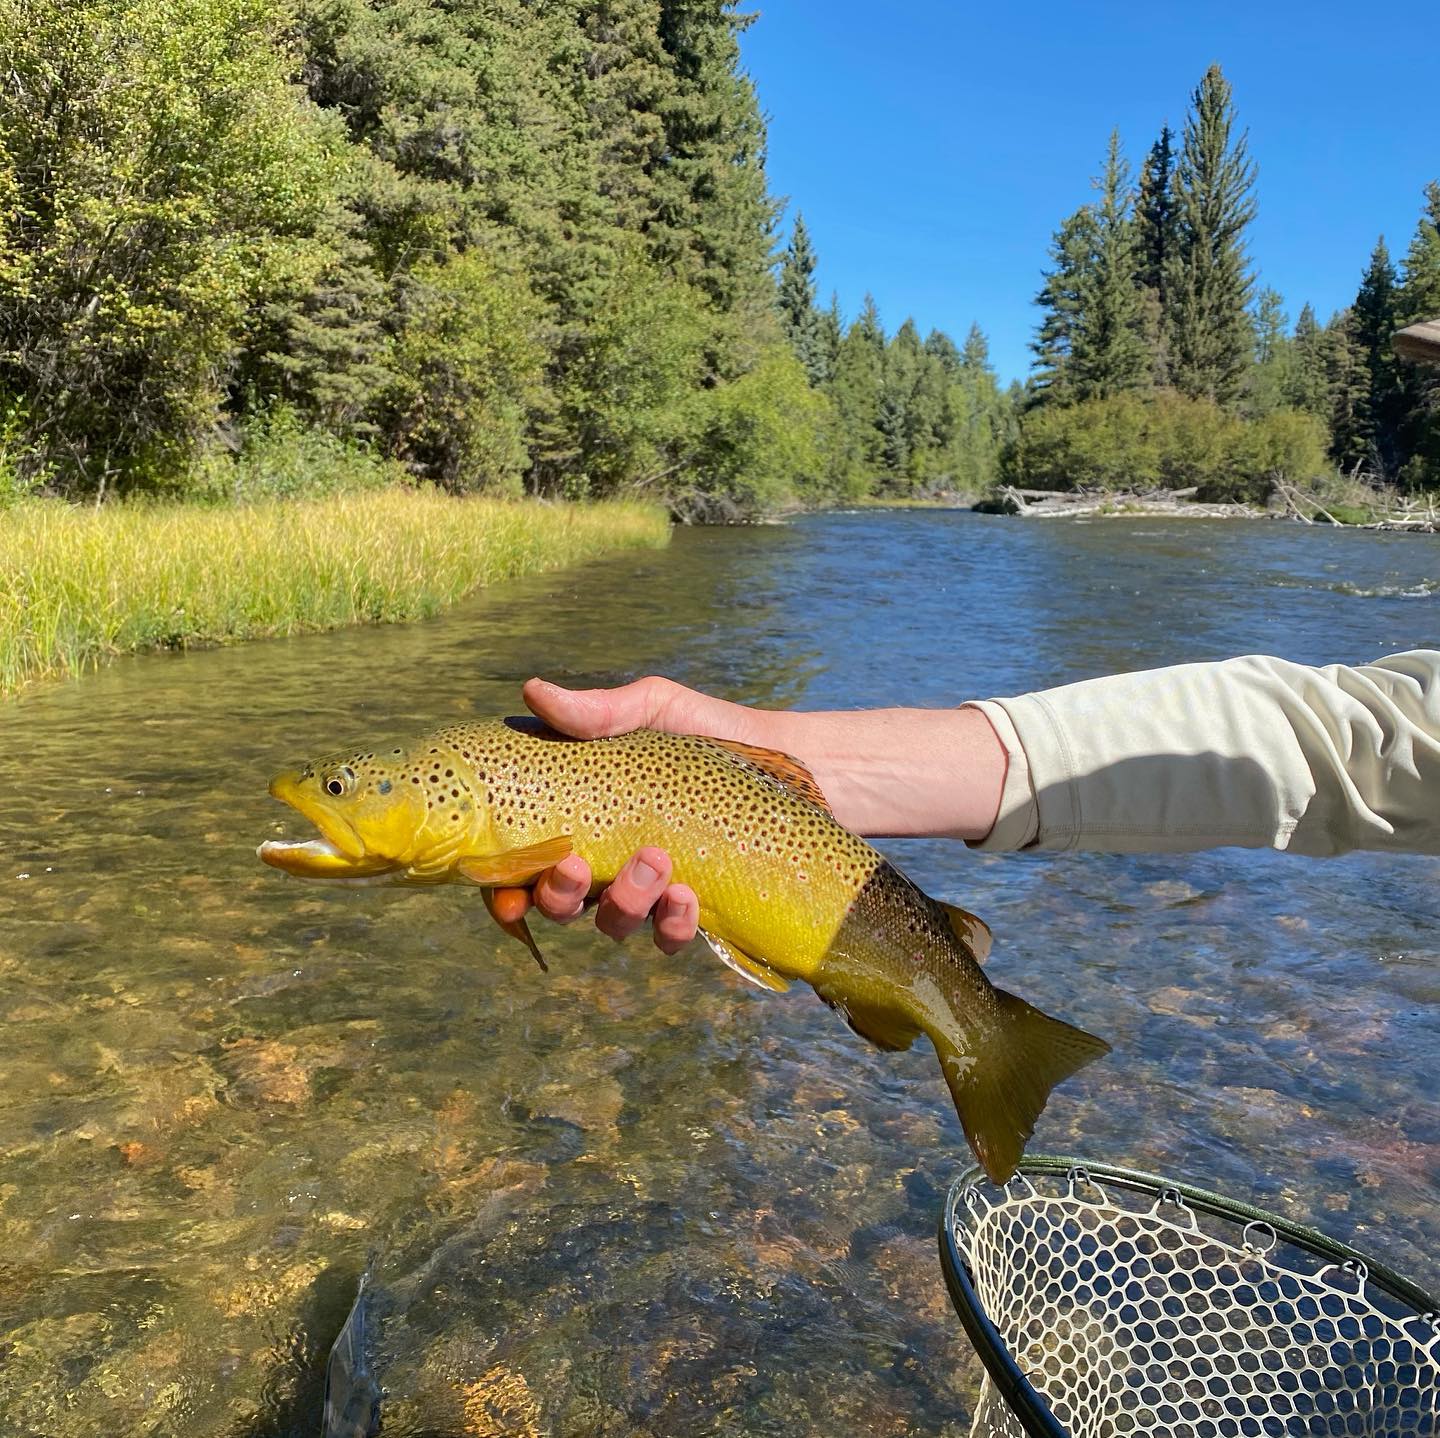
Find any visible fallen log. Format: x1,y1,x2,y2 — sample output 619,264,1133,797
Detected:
981,485,1259,520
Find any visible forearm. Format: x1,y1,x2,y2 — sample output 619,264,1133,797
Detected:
753,705,1008,840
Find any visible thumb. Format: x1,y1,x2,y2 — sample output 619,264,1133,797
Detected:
522,675,755,741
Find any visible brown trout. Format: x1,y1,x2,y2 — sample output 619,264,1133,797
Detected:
257,719,1108,1180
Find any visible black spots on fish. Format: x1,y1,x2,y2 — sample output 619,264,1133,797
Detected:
377,780,392,795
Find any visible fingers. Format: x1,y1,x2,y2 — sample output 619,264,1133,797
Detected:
595,847,672,943
522,674,758,743
529,846,699,954
652,884,700,955
532,853,592,923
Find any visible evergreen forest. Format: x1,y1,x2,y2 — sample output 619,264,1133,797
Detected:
1,6,1436,515
1011,66,1440,498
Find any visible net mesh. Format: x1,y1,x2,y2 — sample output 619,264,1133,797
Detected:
950,1169,1440,1438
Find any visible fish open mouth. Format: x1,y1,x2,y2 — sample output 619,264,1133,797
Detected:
258,771,401,882
257,832,402,883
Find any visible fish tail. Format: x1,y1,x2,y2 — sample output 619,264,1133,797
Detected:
931,988,1110,1184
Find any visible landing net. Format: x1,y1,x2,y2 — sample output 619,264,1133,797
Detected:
939,1156,1440,1438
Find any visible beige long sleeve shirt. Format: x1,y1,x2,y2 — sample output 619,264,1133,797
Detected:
967,650,1440,857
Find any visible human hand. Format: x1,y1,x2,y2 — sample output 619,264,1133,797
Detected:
520,676,762,954
505,674,1009,955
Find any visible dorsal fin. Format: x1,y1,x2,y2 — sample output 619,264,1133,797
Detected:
940,901,992,962
707,738,833,814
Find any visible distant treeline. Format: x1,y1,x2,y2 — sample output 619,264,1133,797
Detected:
0,0,1005,516
3,13,1434,515
1008,65,1440,496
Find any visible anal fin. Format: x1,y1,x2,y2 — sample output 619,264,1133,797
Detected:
699,928,791,993
839,1001,922,1053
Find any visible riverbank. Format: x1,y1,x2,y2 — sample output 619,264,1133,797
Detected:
979,480,1440,531
0,491,669,696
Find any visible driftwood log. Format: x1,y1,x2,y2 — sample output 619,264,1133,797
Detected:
1394,319,1440,365
984,485,1252,520
984,481,1440,532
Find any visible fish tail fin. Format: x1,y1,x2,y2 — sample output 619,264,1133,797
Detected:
931,988,1110,1184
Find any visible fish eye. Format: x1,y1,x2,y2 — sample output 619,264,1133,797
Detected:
325,766,356,797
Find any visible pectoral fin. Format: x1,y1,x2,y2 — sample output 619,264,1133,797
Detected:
939,901,992,962
456,835,573,886
699,928,791,993
481,886,548,972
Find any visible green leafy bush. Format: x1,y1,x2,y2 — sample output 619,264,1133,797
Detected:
1003,391,1331,499
672,346,832,520
188,407,405,503
0,0,343,495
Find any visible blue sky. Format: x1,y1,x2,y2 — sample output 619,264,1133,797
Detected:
739,1,1440,385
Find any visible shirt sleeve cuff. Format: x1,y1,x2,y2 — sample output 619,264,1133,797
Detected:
961,700,1040,850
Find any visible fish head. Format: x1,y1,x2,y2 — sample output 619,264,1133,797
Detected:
258,744,432,882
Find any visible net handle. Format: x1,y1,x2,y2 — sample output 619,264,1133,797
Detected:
937,1153,1440,1438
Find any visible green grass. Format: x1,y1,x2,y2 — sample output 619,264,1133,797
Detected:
0,489,670,695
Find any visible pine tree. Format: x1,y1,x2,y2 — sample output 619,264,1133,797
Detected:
1166,65,1257,406
1341,237,1404,476
580,0,673,235
1071,131,1149,400
961,322,990,372
826,294,886,484
777,214,826,384
879,317,924,481
1323,309,1369,474
1284,302,1330,420
1243,286,1291,417
924,328,963,376
1136,127,1176,297
1135,125,1177,382
1030,206,1098,404
243,206,395,438
814,293,843,386
952,324,1005,490
653,0,776,318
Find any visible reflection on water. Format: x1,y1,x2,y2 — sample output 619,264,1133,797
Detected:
1,513,1437,1435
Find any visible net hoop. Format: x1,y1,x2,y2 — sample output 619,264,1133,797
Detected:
938,1154,1440,1438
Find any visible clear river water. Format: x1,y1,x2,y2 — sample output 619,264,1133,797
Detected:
1,511,1437,1436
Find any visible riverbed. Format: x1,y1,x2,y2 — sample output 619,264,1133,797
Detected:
1,512,1436,1435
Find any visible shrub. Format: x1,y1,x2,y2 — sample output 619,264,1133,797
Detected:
671,346,832,520
188,407,405,503
1003,391,1332,500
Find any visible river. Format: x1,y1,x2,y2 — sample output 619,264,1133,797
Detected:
1,512,1437,1436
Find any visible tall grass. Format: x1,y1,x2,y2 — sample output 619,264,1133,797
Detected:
0,490,670,695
